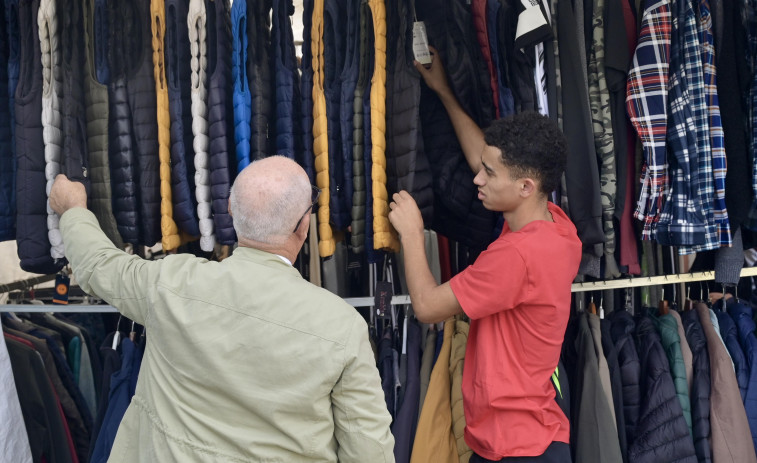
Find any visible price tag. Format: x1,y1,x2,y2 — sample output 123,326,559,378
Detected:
412,21,432,66
52,273,70,305
375,281,393,318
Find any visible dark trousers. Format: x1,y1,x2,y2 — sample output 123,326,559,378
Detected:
471,442,572,463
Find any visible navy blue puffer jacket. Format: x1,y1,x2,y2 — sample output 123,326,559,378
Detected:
609,309,641,453
94,0,108,84
248,0,274,162
14,0,64,273
681,308,713,463
716,309,749,401
273,0,301,162
299,0,315,182
206,0,236,245
338,0,359,231
165,0,199,237
231,0,250,172
0,5,13,242
728,300,757,451
631,315,697,463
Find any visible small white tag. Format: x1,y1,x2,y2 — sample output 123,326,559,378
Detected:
412,21,432,65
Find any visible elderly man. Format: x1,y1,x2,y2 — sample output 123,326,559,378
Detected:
49,156,394,462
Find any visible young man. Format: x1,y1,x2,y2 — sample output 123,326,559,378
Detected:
387,49,581,462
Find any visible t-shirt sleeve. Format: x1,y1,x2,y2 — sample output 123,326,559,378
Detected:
449,243,529,320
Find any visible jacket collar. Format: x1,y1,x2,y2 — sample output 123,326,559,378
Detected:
227,246,303,278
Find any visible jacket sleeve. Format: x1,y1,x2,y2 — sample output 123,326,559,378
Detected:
332,314,394,462
59,207,161,326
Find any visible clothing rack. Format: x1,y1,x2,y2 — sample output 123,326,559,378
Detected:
1,268,755,312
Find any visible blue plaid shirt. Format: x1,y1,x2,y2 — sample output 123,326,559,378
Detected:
658,0,705,247
625,0,672,240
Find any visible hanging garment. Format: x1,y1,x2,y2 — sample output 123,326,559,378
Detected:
5,334,75,463
204,0,235,246
188,0,214,252
411,318,457,463
231,0,251,173
0,329,32,463
392,318,421,463
696,302,757,463
649,311,693,434
165,0,199,238
88,331,123,460
588,313,617,429
299,0,315,183
15,0,64,274
93,0,107,85
338,0,359,234
631,315,696,462
471,0,499,117
349,0,368,253
625,0,671,240
573,312,623,463
151,0,181,251
681,307,713,463
608,310,641,454
0,6,13,243
669,310,693,397
273,0,301,163
39,0,65,260
83,0,123,248
727,300,757,451
601,317,629,463
417,326,436,418
450,318,471,463
312,0,335,257
107,0,140,245
248,0,274,162
128,0,161,246
716,310,748,401
508,0,542,114
384,0,433,226
489,0,515,118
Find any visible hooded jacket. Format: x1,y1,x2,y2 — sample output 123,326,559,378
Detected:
165,0,199,238
681,307,713,463
231,0,251,173
188,0,215,252
205,0,236,246
151,0,181,251
15,0,64,274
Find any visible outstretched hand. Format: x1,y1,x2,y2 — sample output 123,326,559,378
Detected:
50,174,87,216
413,46,452,97
388,191,424,242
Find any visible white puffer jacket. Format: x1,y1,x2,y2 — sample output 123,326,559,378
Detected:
39,0,64,259
188,0,214,252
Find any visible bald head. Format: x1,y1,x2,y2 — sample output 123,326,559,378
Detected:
229,156,312,245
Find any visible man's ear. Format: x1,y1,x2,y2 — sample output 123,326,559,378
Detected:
520,178,538,197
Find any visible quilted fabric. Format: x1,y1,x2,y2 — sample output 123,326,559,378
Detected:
273,0,301,162
188,0,215,251
0,3,13,242
340,0,359,239
349,1,369,254
299,0,315,182
165,0,199,238
248,0,274,161
231,0,251,172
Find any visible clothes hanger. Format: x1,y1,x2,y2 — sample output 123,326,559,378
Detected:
658,287,669,316
598,294,604,320
588,295,597,316
111,314,124,350
683,285,693,312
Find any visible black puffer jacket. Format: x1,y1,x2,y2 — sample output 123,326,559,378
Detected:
206,0,235,245
416,0,496,251
385,0,433,225
609,309,641,450
14,0,63,273
273,0,301,162
165,0,199,237
339,0,359,230
248,0,274,161
0,6,13,242
631,315,697,463
299,0,315,182
602,317,629,463
682,308,713,463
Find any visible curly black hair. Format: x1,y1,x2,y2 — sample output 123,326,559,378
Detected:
483,111,567,196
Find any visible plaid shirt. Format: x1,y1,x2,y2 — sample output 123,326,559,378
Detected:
694,0,732,249
658,0,706,247
625,0,672,239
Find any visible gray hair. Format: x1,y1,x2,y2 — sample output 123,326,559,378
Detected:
229,157,312,244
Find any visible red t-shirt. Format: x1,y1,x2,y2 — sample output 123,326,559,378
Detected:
449,202,581,459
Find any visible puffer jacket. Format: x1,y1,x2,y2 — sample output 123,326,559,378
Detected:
384,0,433,226
650,311,693,434
323,0,348,231
416,0,496,251
299,0,315,182
609,309,641,453
716,309,749,401
368,0,398,252
312,0,334,257
681,308,713,463
488,0,514,117
0,6,12,242
3,0,19,243
165,0,199,238
151,0,180,251
128,0,161,246
273,0,301,162
83,0,123,248
338,0,358,233
94,0,108,84
449,318,471,462
728,300,757,451
205,0,236,246
631,315,697,463
349,1,368,254
38,0,65,260
107,1,139,245
15,0,64,274
188,0,214,252
231,0,250,172
248,0,273,161
362,2,382,264
471,0,499,117
602,317,628,462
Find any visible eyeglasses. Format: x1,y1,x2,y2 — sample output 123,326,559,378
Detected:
293,185,321,233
